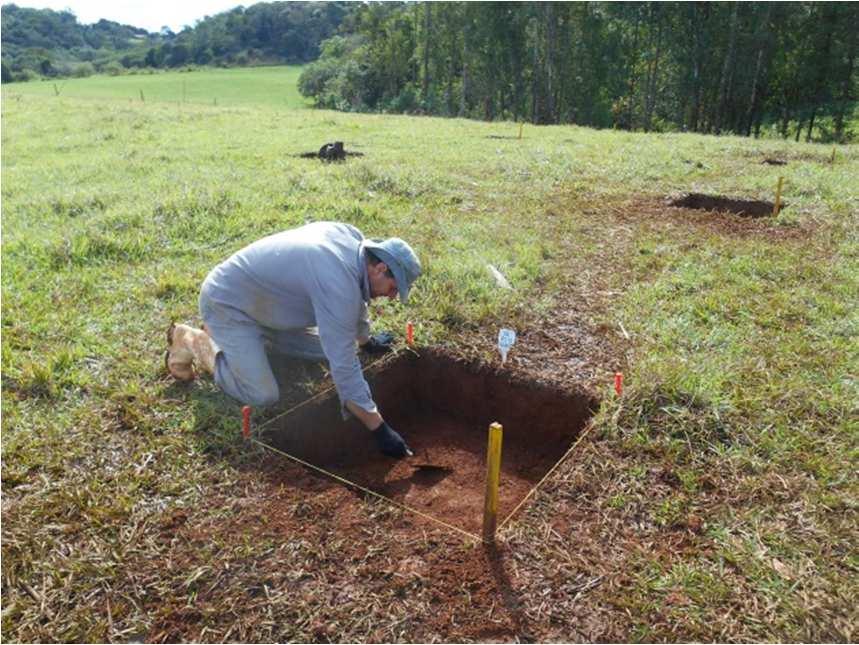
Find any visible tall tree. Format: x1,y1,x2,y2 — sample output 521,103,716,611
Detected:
421,1,431,103
745,3,772,136
714,2,739,133
833,4,858,142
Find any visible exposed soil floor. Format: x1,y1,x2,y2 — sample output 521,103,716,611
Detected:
150,455,546,642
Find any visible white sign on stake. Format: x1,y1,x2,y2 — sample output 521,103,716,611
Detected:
498,328,517,365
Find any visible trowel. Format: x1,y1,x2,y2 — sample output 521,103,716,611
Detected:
409,448,452,474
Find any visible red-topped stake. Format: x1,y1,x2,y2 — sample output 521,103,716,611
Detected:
406,321,415,346
242,405,251,439
614,372,624,396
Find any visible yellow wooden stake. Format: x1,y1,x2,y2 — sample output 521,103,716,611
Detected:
773,176,784,217
518,122,524,140
482,422,504,542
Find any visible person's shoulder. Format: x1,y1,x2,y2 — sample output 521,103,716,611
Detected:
303,221,363,239
325,221,364,241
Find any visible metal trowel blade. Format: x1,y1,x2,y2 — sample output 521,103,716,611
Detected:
411,463,452,473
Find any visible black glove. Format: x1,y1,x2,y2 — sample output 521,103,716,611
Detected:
373,421,413,458
360,331,395,355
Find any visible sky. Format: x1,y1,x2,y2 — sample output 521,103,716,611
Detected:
6,0,248,33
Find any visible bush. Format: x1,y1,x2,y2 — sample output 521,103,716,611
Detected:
15,68,39,82
386,85,418,113
72,62,96,78
299,34,371,110
103,61,124,76
298,58,340,99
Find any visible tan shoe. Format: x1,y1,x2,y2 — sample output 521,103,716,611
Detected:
166,322,196,380
189,327,217,375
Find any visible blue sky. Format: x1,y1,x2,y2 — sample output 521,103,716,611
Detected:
6,0,247,33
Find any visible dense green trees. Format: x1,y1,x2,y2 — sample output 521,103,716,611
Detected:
300,1,858,142
1,4,156,80
1,2,348,81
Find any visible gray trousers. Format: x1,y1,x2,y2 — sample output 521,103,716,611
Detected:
199,295,326,407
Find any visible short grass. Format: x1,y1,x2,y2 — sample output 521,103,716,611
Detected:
2,72,857,643
3,65,310,108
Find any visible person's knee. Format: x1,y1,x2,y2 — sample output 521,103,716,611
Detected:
243,383,279,407
214,360,279,407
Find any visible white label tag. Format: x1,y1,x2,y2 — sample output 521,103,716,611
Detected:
498,328,516,364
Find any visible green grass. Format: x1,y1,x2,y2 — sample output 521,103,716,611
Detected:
2,69,858,642
3,65,310,108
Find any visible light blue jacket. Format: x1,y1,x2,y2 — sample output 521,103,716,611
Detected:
202,222,375,414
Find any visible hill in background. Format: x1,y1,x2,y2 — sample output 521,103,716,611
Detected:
1,1,350,81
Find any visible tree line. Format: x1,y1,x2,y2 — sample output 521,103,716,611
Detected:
1,2,348,82
299,2,858,142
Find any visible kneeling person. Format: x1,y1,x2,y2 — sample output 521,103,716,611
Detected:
165,221,421,458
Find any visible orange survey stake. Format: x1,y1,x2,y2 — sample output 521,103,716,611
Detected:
406,321,415,345
614,372,623,396
242,405,251,439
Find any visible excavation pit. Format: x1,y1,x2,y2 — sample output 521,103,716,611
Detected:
262,350,598,535
669,192,781,218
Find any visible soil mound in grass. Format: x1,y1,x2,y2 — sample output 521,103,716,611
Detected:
298,140,364,161
262,349,598,535
669,192,778,218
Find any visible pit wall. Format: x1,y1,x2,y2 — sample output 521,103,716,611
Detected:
264,349,598,469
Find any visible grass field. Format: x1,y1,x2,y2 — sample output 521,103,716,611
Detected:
2,67,857,642
3,65,310,108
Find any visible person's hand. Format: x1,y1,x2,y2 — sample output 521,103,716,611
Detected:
360,331,395,354
373,421,413,458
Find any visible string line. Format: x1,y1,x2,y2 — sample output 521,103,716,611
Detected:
496,421,595,535
253,351,401,435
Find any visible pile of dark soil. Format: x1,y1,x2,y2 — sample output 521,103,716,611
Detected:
298,141,364,161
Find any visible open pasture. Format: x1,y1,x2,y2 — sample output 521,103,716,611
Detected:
1,76,857,642
4,65,309,109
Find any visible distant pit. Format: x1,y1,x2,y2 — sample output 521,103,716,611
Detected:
762,158,788,166
669,192,781,218
263,350,597,534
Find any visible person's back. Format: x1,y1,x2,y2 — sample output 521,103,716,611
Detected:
202,222,365,330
